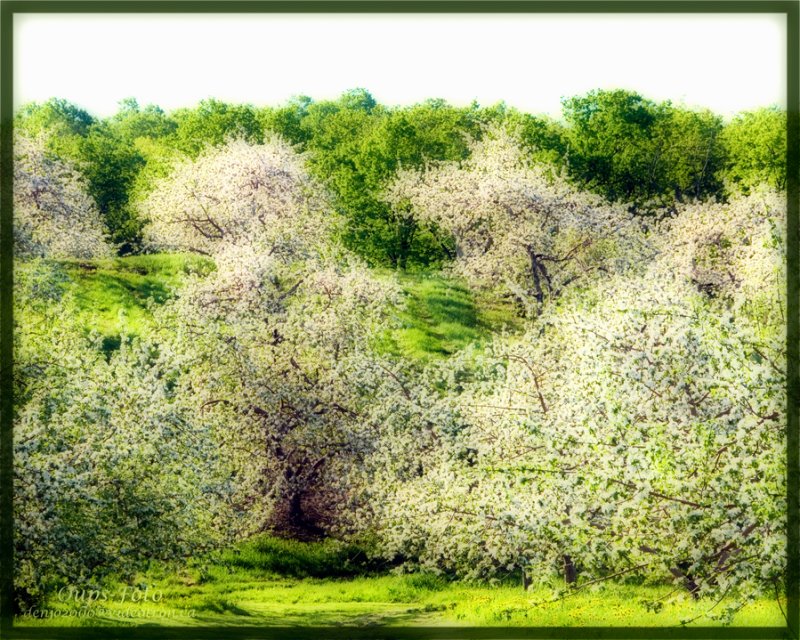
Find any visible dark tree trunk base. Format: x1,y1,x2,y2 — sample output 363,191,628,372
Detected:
564,555,577,584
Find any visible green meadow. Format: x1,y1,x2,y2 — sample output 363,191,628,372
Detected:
16,536,785,628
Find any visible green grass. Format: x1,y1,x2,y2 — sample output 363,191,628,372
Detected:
377,271,522,360
59,253,214,341
16,536,786,628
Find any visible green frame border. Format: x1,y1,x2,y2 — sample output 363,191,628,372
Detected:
0,1,797,638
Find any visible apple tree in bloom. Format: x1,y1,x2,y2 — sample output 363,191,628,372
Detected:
384,126,650,315
144,137,404,536
141,136,330,259
14,267,235,607
152,256,403,537
14,134,111,259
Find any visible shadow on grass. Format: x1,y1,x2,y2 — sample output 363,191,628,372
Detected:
58,253,215,350
189,604,427,628
216,536,386,579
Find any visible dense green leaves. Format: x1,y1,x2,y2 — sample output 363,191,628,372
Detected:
561,89,725,210
258,95,314,146
562,89,660,204
15,89,787,262
171,98,263,157
78,124,146,252
720,106,786,194
15,98,94,161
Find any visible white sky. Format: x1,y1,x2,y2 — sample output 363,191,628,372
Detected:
14,13,786,120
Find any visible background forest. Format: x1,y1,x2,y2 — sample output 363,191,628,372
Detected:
12,88,788,626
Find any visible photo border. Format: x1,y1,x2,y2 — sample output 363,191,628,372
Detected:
0,1,797,638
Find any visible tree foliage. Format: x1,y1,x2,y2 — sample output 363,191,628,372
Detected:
386,127,648,314
364,187,785,617
171,98,263,158
561,89,725,211
14,98,94,161
720,107,786,194
15,265,235,606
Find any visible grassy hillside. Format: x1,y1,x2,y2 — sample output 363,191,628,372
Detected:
376,271,521,360
59,253,214,338
31,254,519,361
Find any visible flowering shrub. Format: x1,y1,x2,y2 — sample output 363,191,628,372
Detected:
14,279,234,605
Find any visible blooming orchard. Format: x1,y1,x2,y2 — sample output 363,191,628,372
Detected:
13,131,787,618
372,133,785,614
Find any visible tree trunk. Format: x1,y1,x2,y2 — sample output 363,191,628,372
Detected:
563,555,577,584
527,245,544,305
284,489,324,540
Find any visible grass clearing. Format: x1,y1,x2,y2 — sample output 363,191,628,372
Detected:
21,256,519,361
16,536,786,628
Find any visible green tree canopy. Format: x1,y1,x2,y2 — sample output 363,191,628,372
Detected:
297,91,485,268
81,99,179,253
15,98,95,161
720,106,786,194
14,91,785,260
171,98,263,157
561,89,724,210
258,95,314,147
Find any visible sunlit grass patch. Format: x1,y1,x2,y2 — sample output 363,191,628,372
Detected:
20,574,785,628
59,253,214,345
376,270,522,360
